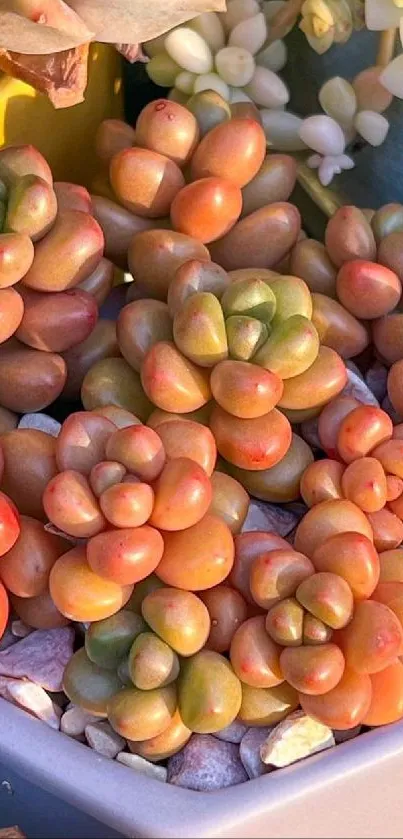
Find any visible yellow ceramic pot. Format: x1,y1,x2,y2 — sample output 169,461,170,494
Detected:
0,44,123,187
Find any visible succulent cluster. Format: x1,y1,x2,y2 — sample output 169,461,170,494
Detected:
1,89,403,782
301,402,403,552
0,144,118,415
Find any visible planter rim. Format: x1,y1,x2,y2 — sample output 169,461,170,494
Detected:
1,699,403,838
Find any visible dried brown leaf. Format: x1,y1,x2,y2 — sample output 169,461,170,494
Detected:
0,9,92,53
0,43,89,107
65,0,227,44
115,42,148,63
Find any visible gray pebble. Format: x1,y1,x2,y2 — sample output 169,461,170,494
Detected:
242,500,300,537
345,361,364,380
167,735,248,791
61,705,104,738
116,752,167,782
85,720,125,759
18,413,61,437
365,362,388,403
341,369,379,407
213,720,249,744
0,628,18,652
240,727,275,779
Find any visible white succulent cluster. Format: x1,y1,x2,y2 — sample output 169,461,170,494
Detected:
144,0,392,186
366,0,403,99
145,1,290,106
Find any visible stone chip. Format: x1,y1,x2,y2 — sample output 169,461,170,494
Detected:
0,676,62,729
240,726,275,778
61,705,103,738
85,720,126,759
116,752,167,782
0,627,75,691
167,734,248,791
242,500,301,537
260,711,335,767
213,720,249,744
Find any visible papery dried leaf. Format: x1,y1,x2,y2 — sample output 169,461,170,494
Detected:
0,10,91,53
115,42,148,63
0,42,89,106
65,0,226,44
5,0,93,41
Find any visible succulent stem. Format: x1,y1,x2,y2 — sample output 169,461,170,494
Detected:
376,28,396,67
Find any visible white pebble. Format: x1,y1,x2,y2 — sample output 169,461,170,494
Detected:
61,705,103,738
0,677,62,729
354,110,389,146
18,413,61,437
244,66,289,108
229,12,267,55
194,72,230,100
260,711,335,767
117,752,168,782
342,367,380,407
299,115,346,156
189,12,225,52
256,39,287,72
175,70,197,94
221,0,260,33
261,109,307,150
165,28,213,74
85,721,126,759
230,87,252,103
263,0,287,22
319,77,357,127
215,46,255,86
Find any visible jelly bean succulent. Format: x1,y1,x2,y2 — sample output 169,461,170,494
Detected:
0,143,121,415
0,403,397,747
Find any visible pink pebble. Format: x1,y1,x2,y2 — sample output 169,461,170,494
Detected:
0,627,75,691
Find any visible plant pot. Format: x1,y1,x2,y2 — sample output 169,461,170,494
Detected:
1,698,402,839
0,44,123,187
